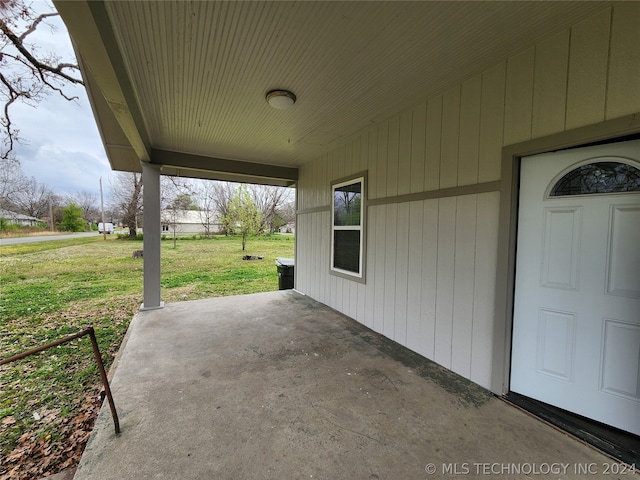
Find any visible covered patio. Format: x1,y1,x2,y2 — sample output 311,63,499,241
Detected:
75,291,614,479
53,1,640,471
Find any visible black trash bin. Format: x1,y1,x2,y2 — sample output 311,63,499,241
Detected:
275,258,295,290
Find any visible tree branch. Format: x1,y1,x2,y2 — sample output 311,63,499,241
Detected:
0,70,24,157
17,11,57,42
0,17,84,86
0,7,85,159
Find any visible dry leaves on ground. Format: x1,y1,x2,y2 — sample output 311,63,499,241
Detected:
0,390,102,480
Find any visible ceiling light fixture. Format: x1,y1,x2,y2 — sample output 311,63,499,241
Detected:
266,90,296,109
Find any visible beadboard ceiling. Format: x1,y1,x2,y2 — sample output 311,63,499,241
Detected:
55,1,611,185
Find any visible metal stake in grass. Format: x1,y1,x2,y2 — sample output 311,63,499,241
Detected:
0,326,121,435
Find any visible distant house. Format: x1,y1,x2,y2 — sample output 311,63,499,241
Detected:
160,209,222,235
279,221,295,234
0,209,45,227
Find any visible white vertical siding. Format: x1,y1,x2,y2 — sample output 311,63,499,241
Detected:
394,202,410,344
478,63,505,183
565,9,611,130
434,197,456,369
458,75,482,187
376,123,388,199
451,195,477,378
405,200,424,351
418,200,439,360
425,95,442,192
471,192,500,387
410,104,426,194
387,116,400,198
439,87,461,189
398,112,413,196
295,5,640,390
383,203,397,340
372,205,386,333
607,3,640,118
504,47,535,145
363,204,377,330
532,30,570,138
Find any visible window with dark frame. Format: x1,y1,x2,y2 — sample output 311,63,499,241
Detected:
331,174,366,281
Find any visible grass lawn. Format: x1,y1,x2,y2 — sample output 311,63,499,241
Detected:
0,234,294,478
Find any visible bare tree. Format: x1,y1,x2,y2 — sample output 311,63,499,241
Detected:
158,175,197,245
109,172,142,238
0,161,59,226
160,175,194,208
210,181,237,234
249,185,294,233
0,0,84,160
161,204,181,247
66,190,99,223
191,179,219,238
0,156,28,210
165,181,190,244
12,175,52,218
277,200,296,226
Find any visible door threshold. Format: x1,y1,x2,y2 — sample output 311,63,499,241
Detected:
504,392,639,466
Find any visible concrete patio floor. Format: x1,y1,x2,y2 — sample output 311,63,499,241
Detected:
74,290,629,480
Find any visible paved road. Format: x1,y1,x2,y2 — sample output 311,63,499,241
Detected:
0,232,100,246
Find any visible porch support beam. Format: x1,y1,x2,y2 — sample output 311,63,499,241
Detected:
150,148,298,185
140,162,163,310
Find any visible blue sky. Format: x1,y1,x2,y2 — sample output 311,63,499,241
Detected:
9,2,114,197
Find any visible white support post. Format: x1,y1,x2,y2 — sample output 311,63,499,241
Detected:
141,162,164,310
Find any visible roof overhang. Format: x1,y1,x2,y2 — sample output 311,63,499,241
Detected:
54,0,613,187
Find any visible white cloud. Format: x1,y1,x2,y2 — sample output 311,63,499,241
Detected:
8,1,113,197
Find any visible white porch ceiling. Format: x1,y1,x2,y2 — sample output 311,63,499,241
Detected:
55,1,612,185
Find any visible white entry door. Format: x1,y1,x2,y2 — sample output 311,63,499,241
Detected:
511,139,640,436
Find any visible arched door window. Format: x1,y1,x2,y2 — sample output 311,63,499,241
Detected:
549,161,640,197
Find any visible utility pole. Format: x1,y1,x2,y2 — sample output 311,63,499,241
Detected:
49,197,54,232
100,177,106,241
